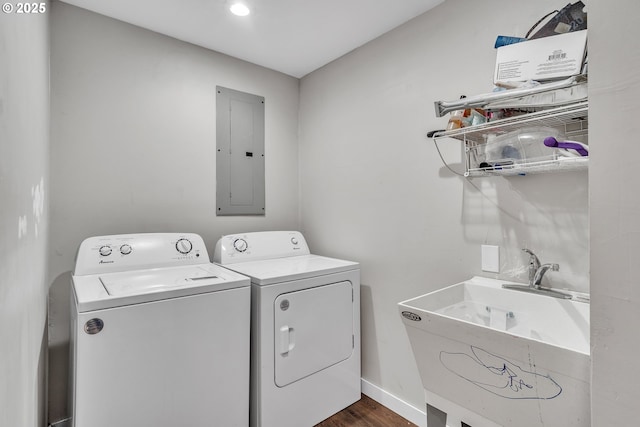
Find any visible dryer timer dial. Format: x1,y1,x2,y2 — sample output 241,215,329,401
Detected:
233,238,248,252
175,238,193,255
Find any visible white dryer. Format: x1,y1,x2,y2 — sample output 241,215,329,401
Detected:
213,231,361,427
70,233,251,427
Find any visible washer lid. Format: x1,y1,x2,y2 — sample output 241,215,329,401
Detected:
101,265,227,296
72,264,250,312
219,254,358,286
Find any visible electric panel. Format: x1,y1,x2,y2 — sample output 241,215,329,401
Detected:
216,86,265,215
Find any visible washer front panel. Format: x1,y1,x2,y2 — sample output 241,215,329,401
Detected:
72,287,250,427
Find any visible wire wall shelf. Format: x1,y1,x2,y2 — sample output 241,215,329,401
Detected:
432,101,589,177
466,157,588,177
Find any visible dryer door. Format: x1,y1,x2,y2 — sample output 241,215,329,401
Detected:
274,281,354,387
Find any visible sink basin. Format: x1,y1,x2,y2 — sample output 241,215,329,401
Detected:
399,276,590,427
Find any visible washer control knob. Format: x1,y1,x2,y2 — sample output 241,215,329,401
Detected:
233,238,248,253
176,238,193,255
99,245,112,257
291,237,299,245
120,244,132,255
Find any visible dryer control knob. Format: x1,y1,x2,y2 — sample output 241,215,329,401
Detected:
120,244,132,255
99,245,112,257
176,238,193,255
233,238,248,253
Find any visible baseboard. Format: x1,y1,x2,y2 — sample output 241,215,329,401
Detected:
361,379,427,427
49,418,71,427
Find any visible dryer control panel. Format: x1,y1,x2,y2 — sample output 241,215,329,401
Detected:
213,231,310,264
74,233,209,276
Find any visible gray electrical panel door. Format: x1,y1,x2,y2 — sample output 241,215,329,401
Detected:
216,86,265,215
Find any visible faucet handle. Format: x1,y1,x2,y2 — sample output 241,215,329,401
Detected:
521,248,541,285
521,248,541,267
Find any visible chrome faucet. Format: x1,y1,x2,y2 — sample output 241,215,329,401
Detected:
502,249,571,299
521,248,559,288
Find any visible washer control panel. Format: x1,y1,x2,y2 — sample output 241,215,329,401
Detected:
213,231,310,265
74,233,208,276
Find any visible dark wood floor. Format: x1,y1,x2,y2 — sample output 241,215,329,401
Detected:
315,394,419,427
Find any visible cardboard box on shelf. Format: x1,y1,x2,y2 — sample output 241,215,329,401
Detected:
494,30,587,85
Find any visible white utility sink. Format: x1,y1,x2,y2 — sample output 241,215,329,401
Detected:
399,276,590,427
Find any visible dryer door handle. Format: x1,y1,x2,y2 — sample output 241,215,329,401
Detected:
279,325,295,355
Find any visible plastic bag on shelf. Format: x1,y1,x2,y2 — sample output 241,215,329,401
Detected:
480,127,565,167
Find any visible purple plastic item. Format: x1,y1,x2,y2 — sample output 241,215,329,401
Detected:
543,137,589,156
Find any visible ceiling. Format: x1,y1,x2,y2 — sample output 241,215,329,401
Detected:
58,0,445,78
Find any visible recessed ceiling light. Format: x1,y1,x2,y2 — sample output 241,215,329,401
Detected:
230,3,250,16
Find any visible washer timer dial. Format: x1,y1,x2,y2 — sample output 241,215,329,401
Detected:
176,238,193,255
233,238,248,253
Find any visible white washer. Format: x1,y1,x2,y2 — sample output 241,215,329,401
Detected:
70,233,251,427
213,231,361,427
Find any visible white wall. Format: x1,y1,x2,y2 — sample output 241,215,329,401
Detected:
589,0,640,424
299,0,588,411
48,2,300,421
0,4,50,427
